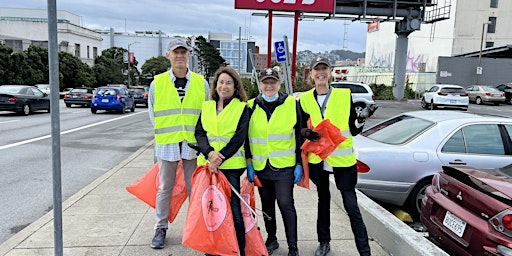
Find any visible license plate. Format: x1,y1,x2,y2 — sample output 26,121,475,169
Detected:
101,99,109,103
73,96,78,98
443,211,466,237
493,93,501,97
450,100,456,103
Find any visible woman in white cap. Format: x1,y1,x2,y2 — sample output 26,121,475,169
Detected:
298,57,371,256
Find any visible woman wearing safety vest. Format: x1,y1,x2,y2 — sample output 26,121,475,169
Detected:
246,68,303,256
298,58,371,256
194,67,250,256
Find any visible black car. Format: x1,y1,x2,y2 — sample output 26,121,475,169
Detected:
496,83,512,104
129,87,148,107
0,85,50,115
63,87,95,107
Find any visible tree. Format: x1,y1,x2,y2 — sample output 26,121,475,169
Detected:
59,51,96,88
92,47,127,86
140,56,170,85
0,44,14,85
193,35,226,79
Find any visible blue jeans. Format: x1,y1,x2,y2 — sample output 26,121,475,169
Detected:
309,163,371,256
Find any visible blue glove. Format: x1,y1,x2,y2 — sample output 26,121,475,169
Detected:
293,165,303,184
247,163,256,183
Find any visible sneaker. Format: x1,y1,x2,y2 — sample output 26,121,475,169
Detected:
150,228,167,249
288,245,299,256
265,239,279,255
315,241,330,256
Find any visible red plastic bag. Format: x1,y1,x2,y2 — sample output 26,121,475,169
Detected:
297,150,310,189
125,161,187,223
182,165,240,256
241,177,268,256
301,119,346,160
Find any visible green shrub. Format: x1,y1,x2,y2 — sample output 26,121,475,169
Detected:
369,83,416,100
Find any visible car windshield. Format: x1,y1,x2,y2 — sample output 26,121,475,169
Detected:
0,86,23,94
71,88,89,93
441,87,465,94
130,89,144,93
361,115,434,144
96,88,118,96
483,87,501,93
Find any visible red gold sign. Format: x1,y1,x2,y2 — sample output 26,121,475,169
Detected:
235,0,334,13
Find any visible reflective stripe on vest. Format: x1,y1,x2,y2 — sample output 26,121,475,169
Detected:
299,88,356,167
197,99,246,169
248,96,297,171
153,72,205,144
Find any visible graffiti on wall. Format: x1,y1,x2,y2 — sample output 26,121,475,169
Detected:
368,48,427,72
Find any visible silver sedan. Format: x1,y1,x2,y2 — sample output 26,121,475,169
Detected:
353,110,512,220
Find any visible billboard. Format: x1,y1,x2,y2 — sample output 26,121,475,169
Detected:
234,0,334,13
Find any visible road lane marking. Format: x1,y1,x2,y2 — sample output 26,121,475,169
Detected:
0,120,19,124
0,110,148,151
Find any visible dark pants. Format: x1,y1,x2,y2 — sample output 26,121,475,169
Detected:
309,163,371,256
221,168,246,256
258,176,298,248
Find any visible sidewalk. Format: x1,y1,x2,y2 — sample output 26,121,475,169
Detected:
0,140,435,256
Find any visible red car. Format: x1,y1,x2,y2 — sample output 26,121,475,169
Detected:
421,165,512,256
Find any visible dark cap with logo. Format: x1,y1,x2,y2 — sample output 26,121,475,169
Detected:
167,38,191,51
259,68,280,81
309,57,330,69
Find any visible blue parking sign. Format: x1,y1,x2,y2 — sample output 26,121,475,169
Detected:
274,41,286,63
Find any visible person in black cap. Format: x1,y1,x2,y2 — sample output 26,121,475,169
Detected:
298,57,371,256
148,38,210,249
245,68,303,256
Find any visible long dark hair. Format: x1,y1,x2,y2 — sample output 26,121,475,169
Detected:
210,67,248,102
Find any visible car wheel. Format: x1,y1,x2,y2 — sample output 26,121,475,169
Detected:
91,108,97,114
22,103,31,116
354,102,365,115
120,104,126,114
421,98,428,109
429,101,436,110
406,179,432,221
65,103,71,108
475,97,482,105
130,104,135,112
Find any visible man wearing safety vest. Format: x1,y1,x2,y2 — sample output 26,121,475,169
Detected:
298,57,371,256
246,68,303,256
195,67,250,256
148,38,210,249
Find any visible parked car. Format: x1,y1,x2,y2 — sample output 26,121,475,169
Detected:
354,110,512,220
0,85,50,115
496,82,512,104
465,85,505,105
421,84,468,111
35,84,50,94
91,86,135,114
59,87,73,99
331,81,377,116
421,165,512,256
63,87,95,107
129,86,148,107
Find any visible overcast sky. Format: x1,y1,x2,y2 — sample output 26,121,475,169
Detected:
4,0,368,53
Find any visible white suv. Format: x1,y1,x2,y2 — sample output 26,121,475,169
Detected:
331,81,377,115
421,84,468,111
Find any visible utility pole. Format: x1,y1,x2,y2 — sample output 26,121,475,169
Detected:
127,41,139,86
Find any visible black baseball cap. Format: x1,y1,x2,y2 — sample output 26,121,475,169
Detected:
309,57,330,69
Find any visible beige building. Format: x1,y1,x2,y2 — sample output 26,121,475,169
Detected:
365,0,512,72
0,7,102,66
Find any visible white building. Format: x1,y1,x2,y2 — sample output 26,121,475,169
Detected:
208,32,256,77
365,0,512,72
0,7,102,66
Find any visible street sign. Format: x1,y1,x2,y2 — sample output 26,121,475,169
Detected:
123,52,129,63
274,41,286,63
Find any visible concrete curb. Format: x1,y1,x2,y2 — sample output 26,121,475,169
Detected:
0,140,154,256
328,176,449,256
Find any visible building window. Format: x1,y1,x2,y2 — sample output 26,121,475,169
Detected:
486,41,494,48
93,47,98,59
74,44,80,57
490,0,498,8
87,46,90,58
487,17,496,33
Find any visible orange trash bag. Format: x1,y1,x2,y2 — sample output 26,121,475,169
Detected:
125,161,187,224
297,150,310,189
301,119,346,160
241,177,268,256
182,165,240,256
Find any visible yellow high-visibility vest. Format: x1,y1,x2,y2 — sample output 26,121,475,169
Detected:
248,96,296,171
299,88,356,167
197,98,246,169
153,71,205,144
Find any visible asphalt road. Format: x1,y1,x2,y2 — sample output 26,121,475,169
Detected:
0,101,153,244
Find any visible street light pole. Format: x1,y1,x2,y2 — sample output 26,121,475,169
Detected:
127,41,139,86
477,21,491,85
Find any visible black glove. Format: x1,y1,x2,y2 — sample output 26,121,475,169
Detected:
304,129,320,142
356,106,370,123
